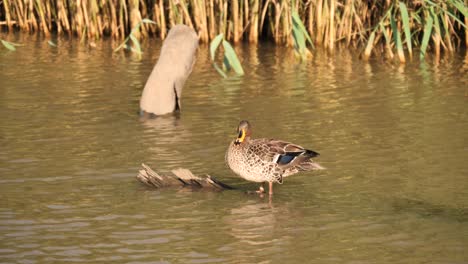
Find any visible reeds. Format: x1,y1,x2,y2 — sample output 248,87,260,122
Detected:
362,1,467,62
0,0,466,60
210,33,244,77
114,18,156,59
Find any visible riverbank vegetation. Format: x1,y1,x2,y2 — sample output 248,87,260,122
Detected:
0,0,466,62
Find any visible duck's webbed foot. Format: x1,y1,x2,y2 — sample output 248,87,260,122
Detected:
256,183,265,194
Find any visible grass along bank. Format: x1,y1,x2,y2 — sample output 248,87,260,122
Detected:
0,0,466,62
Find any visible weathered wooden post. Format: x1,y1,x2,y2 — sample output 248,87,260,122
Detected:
140,25,199,116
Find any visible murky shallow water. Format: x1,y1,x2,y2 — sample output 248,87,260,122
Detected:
1,34,467,263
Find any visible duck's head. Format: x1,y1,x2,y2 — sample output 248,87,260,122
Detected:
234,120,252,145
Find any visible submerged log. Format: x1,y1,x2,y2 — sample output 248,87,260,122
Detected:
140,24,199,116
136,163,234,190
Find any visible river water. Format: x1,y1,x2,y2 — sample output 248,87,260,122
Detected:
1,34,467,263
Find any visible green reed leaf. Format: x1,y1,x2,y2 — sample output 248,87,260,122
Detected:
1,40,16,51
48,40,57,47
432,8,441,36
141,18,157,25
363,30,376,59
129,34,142,54
399,2,412,57
222,40,244,76
420,14,433,59
292,25,307,58
213,63,227,78
442,1,467,30
390,15,405,62
380,23,391,45
210,34,224,61
448,0,467,17
292,10,314,49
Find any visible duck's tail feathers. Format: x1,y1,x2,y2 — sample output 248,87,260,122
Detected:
304,149,320,158
299,161,326,171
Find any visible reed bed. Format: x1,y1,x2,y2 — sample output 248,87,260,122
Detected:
1,0,466,61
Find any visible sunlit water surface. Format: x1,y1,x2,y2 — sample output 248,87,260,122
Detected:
1,34,467,263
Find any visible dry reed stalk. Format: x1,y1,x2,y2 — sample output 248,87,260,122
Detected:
443,13,454,53
384,27,394,59
206,0,214,38
15,0,27,31
129,0,141,39
178,0,194,31
232,0,240,43
248,0,258,43
109,1,119,38
45,0,52,31
35,0,50,36
191,0,200,38
338,0,351,45
3,0,13,31
139,0,150,37
119,0,128,39
322,0,329,48
273,1,282,43
223,0,228,39
285,2,294,46
285,1,292,44
75,0,83,37
93,0,104,38
168,1,174,27
158,0,166,39
239,0,244,39
88,0,99,38
466,15,468,47
316,0,323,46
308,1,314,41
56,2,63,34
244,0,249,37
59,0,71,33
82,0,93,38
152,3,160,35
206,0,214,39
192,0,208,42
328,0,335,52
259,0,270,39
29,0,38,32
200,0,209,42
433,33,441,62
10,1,22,29
280,1,287,44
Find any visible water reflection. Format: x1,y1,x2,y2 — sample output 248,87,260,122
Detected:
392,198,468,222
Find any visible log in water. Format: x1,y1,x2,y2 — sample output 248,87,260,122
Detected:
136,163,234,190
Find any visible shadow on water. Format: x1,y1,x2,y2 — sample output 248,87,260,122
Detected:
392,198,468,222
139,112,182,129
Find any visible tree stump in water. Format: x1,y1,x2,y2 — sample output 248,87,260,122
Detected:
136,163,234,190
140,25,199,116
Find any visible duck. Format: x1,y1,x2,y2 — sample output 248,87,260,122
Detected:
225,120,324,195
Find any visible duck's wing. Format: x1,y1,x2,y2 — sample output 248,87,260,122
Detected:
249,139,318,164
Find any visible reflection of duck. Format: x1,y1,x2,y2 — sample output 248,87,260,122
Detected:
225,202,277,245
226,120,324,195
222,199,294,260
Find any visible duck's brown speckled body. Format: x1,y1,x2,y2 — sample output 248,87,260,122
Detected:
226,120,324,194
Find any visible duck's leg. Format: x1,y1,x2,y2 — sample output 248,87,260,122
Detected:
256,183,265,193
268,182,273,195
